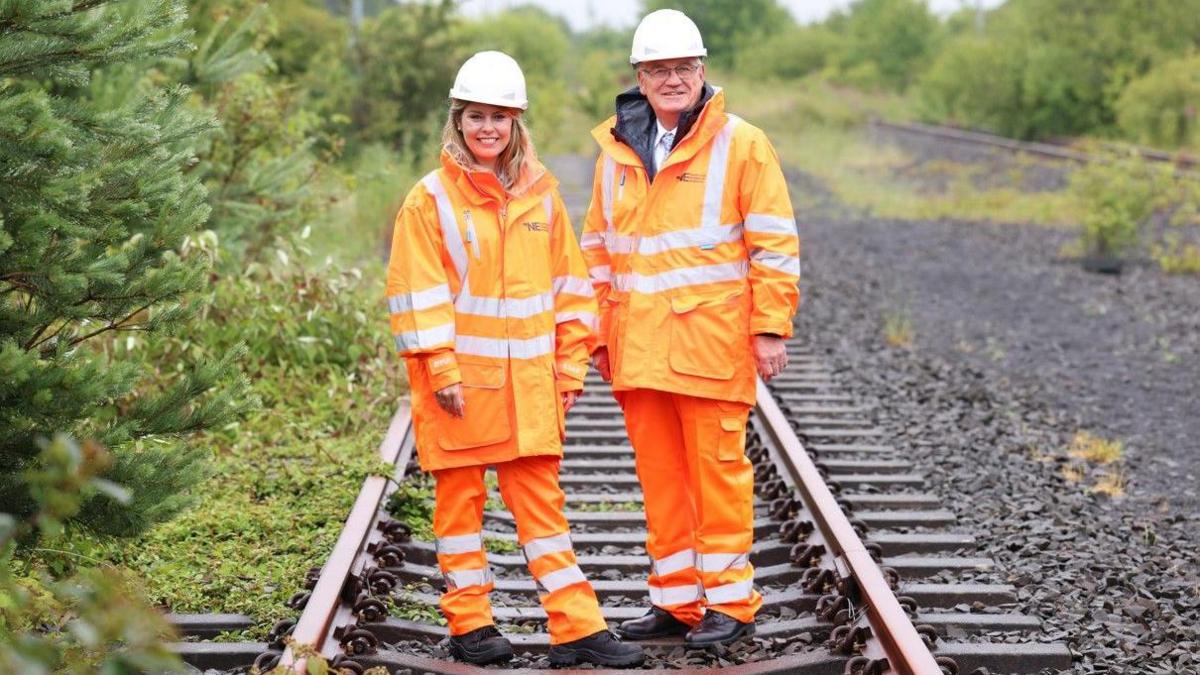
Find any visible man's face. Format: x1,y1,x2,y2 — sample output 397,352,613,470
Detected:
636,57,705,120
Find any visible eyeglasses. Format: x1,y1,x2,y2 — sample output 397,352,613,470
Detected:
638,63,701,83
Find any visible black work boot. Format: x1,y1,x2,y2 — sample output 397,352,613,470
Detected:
684,610,755,648
548,630,646,668
447,625,513,665
615,606,691,640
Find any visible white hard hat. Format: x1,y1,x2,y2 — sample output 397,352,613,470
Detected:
629,9,707,65
449,51,528,110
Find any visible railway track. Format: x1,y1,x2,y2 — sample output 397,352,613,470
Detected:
173,336,1072,674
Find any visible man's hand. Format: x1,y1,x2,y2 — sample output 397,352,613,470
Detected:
435,383,465,418
562,390,579,413
753,334,789,382
592,347,612,383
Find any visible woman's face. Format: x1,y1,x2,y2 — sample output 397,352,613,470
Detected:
461,103,514,166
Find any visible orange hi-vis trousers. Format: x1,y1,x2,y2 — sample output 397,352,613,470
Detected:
618,388,763,625
432,455,608,644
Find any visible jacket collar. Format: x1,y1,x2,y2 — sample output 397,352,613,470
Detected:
438,147,556,209
594,83,722,180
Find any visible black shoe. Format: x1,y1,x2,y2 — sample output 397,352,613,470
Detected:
548,630,646,668
447,625,513,665
615,606,691,640
684,610,755,648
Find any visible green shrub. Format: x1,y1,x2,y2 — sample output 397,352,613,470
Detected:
739,26,843,82
1069,153,1168,258
1116,55,1200,150
829,0,941,92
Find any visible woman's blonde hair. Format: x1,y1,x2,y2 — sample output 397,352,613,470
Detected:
442,99,532,192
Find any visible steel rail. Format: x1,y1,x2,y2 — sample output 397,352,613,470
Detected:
755,378,944,675
280,402,415,674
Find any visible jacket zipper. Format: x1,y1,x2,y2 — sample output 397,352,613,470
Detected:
463,209,481,259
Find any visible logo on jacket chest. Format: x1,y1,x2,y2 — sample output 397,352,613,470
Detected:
677,172,706,183
522,221,548,232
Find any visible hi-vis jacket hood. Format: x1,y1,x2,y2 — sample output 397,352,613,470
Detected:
387,149,598,471
582,87,801,405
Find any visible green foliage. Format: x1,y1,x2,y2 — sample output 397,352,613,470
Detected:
1116,55,1200,150
0,0,244,538
1152,234,1200,275
1069,153,1170,257
739,25,844,83
829,0,941,91
483,536,519,554
386,474,434,543
266,0,350,78
917,0,1200,140
1,436,185,673
641,0,793,68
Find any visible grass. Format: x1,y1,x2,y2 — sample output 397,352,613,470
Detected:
1061,431,1128,498
882,310,915,349
569,501,642,513
1068,431,1124,464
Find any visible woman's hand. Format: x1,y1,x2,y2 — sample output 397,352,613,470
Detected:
435,383,466,418
562,390,579,413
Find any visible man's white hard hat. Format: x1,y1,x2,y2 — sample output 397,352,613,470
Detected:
449,51,528,110
629,9,707,65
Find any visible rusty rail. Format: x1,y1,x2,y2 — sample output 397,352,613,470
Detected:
755,379,945,675
279,403,415,673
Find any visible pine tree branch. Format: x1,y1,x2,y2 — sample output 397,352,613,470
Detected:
66,298,162,348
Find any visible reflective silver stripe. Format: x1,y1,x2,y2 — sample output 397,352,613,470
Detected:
750,251,801,276
701,116,741,228
704,579,755,605
553,276,594,297
745,213,797,237
543,195,554,229
614,260,749,294
524,532,573,561
444,567,493,590
537,565,587,594
436,532,483,555
605,232,636,255
388,284,452,314
601,154,616,229
588,264,612,283
651,548,696,577
649,583,703,607
555,311,597,329
637,223,743,255
455,291,554,319
455,333,555,360
422,172,468,282
395,322,455,351
696,552,750,573
579,232,605,249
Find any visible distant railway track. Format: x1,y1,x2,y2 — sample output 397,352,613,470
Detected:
873,119,1198,172
172,336,1073,674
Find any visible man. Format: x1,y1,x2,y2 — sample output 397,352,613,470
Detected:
580,8,801,648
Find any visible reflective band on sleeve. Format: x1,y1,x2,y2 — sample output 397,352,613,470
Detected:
579,232,605,249
745,213,798,237
455,291,554,319
700,116,741,228
536,565,587,594
588,264,612,283
395,322,456,351
604,232,636,255
436,532,484,555
444,567,493,590
455,333,555,360
750,251,801,276
614,260,749,294
696,552,750,573
555,311,598,330
649,583,703,607
553,276,595,297
422,173,468,282
388,284,452,314
650,548,696,577
523,532,573,561
637,223,744,255
704,579,755,605
601,154,616,229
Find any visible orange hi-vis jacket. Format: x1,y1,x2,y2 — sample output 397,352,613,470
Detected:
387,150,598,472
582,88,800,405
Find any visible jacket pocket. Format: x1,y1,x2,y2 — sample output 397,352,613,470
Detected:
435,359,512,451
716,402,750,461
667,289,747,380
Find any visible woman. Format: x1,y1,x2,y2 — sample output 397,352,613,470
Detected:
386,51,644,668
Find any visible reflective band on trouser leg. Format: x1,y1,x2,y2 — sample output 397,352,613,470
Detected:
496,456,607,644
432,464,495,636
624,388,704,625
